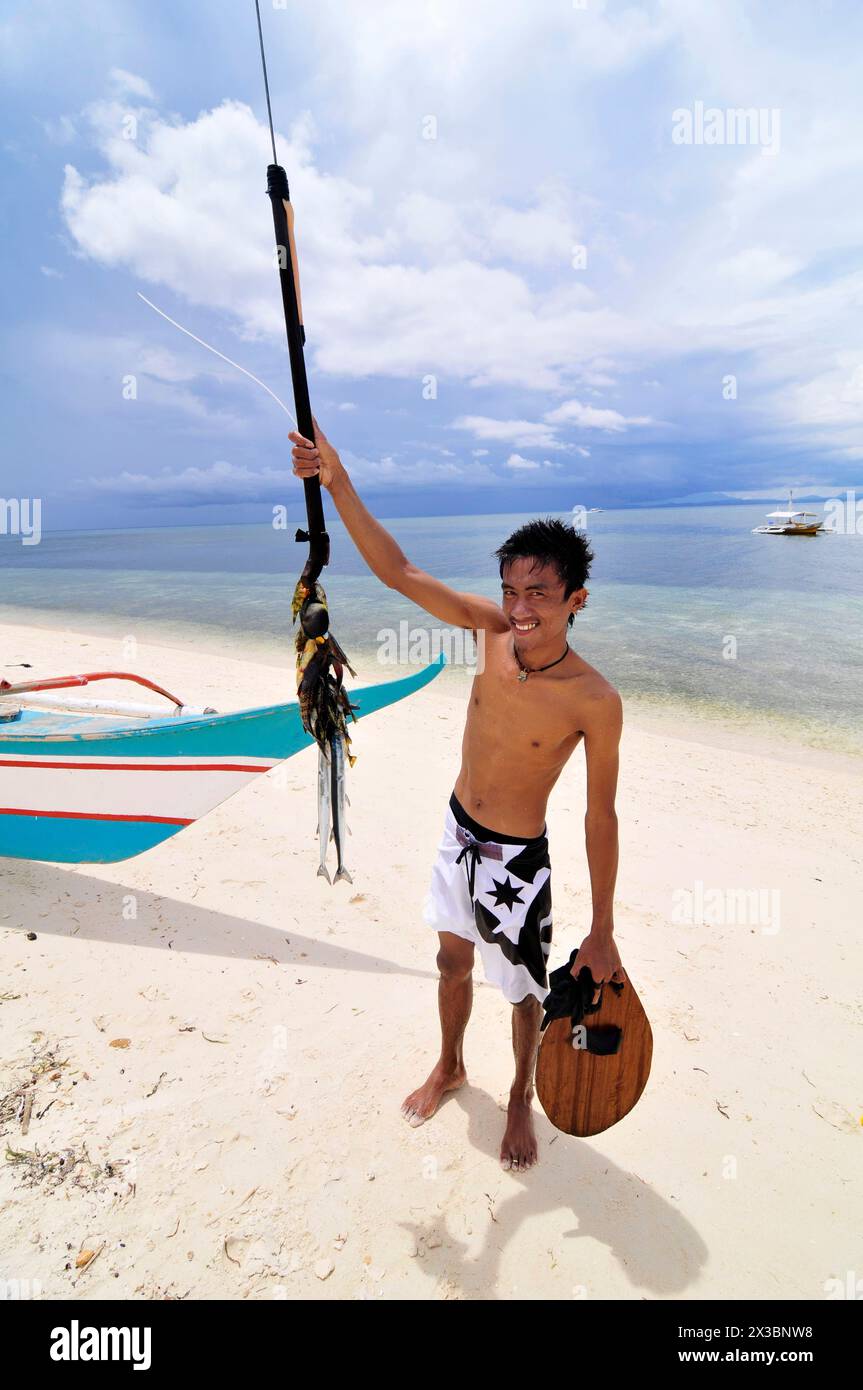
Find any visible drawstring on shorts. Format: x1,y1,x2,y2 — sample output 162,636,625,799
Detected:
454,824,503,901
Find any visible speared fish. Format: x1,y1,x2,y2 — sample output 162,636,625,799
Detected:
316,740,332,883
294,579,358,884
315,734,352,884
328,731,352,884
293,583,357,745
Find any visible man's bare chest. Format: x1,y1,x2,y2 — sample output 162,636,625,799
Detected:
467,662,582,747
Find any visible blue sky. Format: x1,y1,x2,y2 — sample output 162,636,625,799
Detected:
2,0,863,530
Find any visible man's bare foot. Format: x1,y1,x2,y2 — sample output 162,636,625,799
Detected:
500,1097,538,1171
401,1061,467,1127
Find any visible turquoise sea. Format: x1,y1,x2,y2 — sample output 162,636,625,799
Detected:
1,505,862,759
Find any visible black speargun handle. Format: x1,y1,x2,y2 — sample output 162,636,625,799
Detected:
266,163,329,584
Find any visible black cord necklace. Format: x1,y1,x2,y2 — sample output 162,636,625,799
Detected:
513,638,570,682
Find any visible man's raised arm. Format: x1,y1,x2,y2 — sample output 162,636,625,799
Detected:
290,422,509,635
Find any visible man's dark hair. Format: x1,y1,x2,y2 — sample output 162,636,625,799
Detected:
494,516,594,598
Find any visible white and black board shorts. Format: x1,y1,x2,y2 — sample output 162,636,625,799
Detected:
422,790,553,1005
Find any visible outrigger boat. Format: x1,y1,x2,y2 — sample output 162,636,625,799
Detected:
752,491,825,536
0,660,444,865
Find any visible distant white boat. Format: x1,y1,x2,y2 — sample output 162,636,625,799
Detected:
752,491,824,536
587,507,603,513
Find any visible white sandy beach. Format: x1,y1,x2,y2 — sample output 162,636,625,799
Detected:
0,618,860,1301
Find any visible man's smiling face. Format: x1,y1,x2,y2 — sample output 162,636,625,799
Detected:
500,556,585,647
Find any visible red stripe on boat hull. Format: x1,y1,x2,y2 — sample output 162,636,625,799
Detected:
0,759,268,773
0,807,192,826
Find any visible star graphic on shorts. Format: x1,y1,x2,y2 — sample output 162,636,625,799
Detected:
487,875,525,911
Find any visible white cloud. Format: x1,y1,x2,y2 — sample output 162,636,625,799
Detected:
391,186,578,268
544,399,654,431
452,415,563,449
782,355,863,429
41,114,77,145
578,370,617,388
714,247,804,292
33,326,246,431
487,198,575,265
504,453,562,472
301,0,670,164
81,460,292,504
449,400,652,461
339,450,495,489
58,99,653,393
108,68,155,101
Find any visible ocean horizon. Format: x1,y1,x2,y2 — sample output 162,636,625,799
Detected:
2,503,862,761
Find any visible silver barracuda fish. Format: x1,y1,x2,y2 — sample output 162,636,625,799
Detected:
329,732,352,884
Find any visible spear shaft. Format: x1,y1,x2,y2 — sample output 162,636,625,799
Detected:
265,164,330,583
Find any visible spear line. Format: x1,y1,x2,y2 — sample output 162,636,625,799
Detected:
135,292,297,423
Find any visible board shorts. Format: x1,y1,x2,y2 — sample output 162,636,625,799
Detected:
422,790,553,1005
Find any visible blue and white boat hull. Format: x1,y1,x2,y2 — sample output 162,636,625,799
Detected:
0,656,444,864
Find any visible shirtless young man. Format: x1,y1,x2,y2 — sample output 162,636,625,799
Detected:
291,421,625,1172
